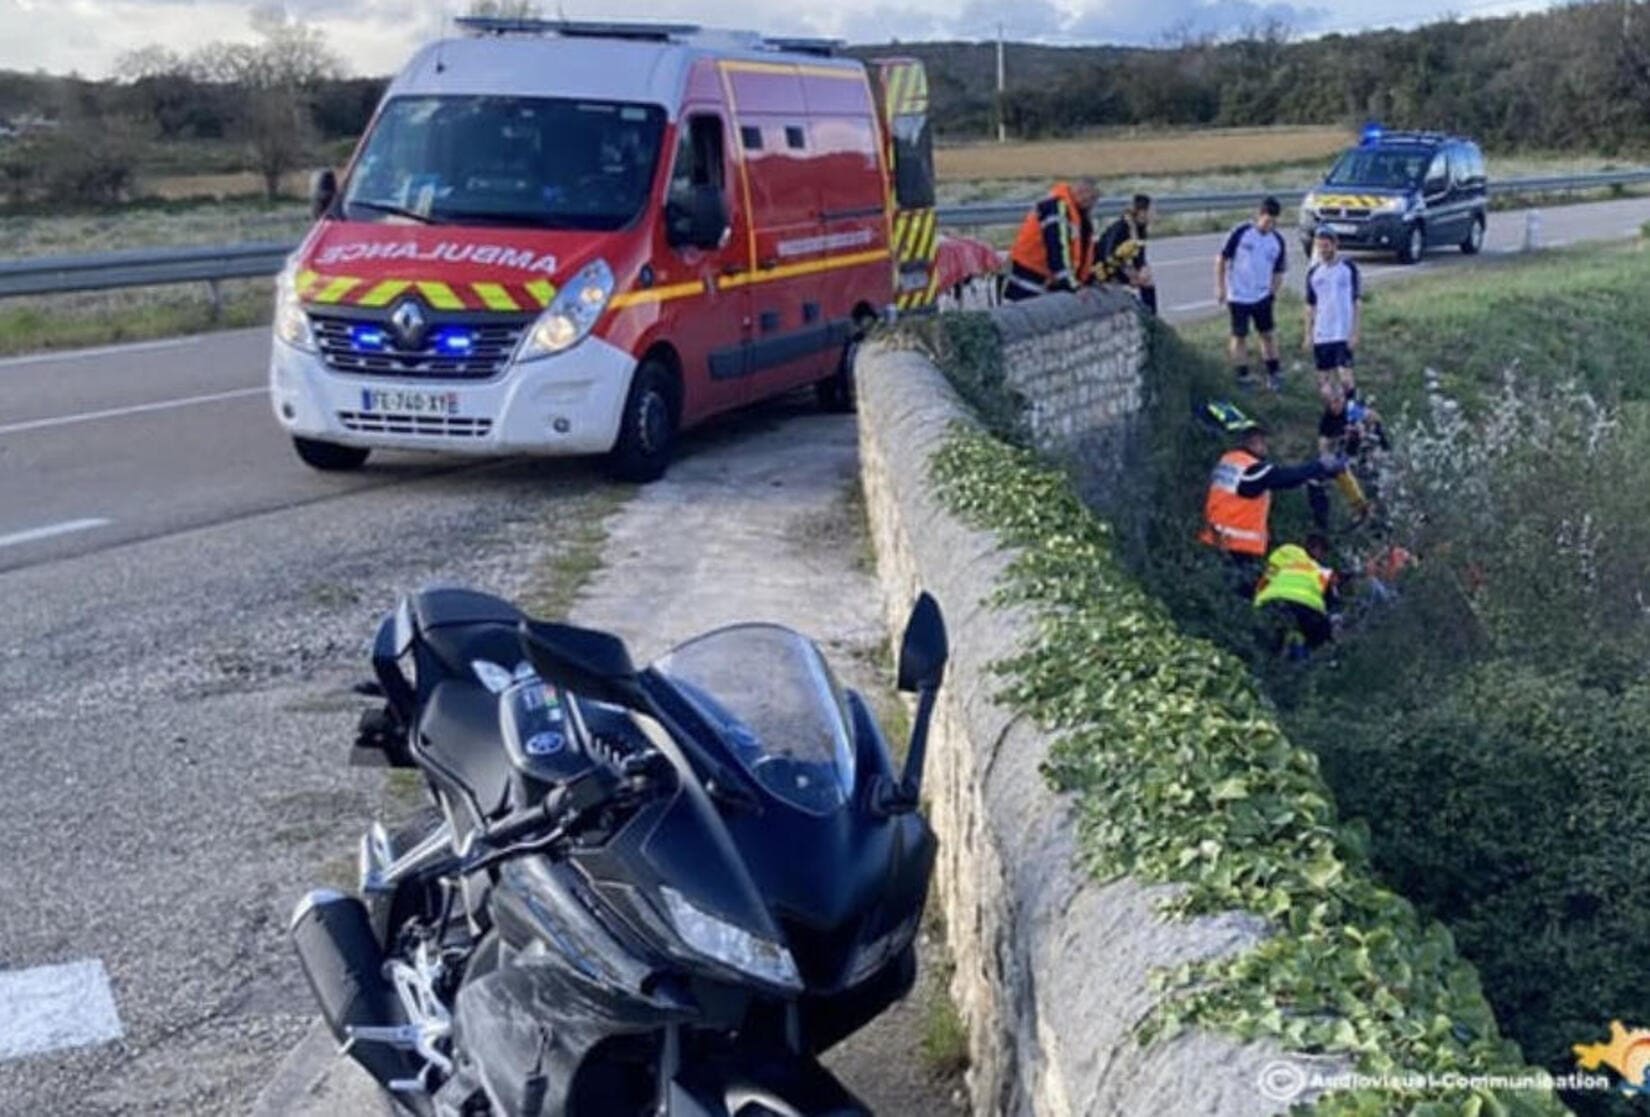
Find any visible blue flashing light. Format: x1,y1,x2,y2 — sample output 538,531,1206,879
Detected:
352,326,389,350
435,329,475,355
1360,122,1385,147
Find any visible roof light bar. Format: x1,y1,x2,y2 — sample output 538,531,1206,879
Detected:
454,17,701,42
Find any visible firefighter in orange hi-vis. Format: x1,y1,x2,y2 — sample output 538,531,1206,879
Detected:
1005,179,1100,301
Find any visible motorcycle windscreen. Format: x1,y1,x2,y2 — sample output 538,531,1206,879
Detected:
653,625,857,817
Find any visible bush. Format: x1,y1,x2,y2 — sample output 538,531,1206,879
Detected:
1122,252,1650,1115
928,426,1566,1116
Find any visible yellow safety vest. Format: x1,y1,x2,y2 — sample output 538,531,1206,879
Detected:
1254,545,1331,614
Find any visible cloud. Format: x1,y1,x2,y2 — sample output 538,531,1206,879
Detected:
0,0,1519,80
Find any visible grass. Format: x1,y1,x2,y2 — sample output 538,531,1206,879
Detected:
0,197,309,257
515,485,633,622
0,280,274,357
918,940,970,1081
1176,239,1650,463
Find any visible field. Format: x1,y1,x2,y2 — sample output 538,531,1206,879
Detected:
935,126,1354,182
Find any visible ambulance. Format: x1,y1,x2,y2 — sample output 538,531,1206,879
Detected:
270,17,970,481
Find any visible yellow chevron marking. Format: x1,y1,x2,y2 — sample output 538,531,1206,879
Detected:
294,269,320,297
917,210,937,261
312,276,362,304
472,282,520,312
416,281,465,311
357,280,412,308
525,280,556,308
609,280,707,309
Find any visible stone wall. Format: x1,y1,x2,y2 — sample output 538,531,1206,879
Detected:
855,338,1332,1117
991,289,1147,497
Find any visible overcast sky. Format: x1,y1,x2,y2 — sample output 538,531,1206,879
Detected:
0,0,1555,79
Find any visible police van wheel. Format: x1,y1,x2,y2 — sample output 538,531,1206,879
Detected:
1397,224,1425,266
292,437,370,472
607,360,677,484
1461,216,1485,255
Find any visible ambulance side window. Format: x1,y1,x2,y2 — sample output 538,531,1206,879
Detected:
667,115,730,250
670,116,726,198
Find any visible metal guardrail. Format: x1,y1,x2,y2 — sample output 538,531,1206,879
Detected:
2,169,1648,300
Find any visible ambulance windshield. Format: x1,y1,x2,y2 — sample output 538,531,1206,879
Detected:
344,96,666,231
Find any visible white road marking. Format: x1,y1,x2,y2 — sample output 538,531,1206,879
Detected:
0,387,265,436
0,336,201,371
0,518,111,550
0,959,124,1061
1170,299,1219,312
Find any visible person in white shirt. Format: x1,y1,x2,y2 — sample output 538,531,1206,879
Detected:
1216,197,1289,392
1302,228,1363,400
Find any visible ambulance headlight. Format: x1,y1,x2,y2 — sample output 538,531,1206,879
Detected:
518,259,614,362
274,269,316,353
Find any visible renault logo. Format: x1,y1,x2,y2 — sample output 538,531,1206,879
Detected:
389,299,428,349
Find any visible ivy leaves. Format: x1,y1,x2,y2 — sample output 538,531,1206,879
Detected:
930,427,1571,1117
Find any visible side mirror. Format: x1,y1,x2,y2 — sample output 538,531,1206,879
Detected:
667,185,728,251
311,168,338,220
519,620,648,711
897,592,948,694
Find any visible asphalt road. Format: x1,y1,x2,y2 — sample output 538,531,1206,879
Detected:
0,194,1648,1113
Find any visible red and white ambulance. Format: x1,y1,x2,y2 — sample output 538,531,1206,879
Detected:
269,18,970,481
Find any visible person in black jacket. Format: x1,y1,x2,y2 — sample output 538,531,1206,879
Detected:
1096,194,1157,314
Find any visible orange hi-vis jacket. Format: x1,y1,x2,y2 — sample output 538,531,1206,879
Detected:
1009,183,1095,291
1200,449,1271,556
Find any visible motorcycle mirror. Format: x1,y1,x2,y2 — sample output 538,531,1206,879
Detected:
896,593,948,694
519,619,648,712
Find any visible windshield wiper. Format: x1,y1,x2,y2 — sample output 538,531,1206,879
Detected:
348,199,436,224
433,209,562,227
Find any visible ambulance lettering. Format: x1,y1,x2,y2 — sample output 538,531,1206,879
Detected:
314,242,558,274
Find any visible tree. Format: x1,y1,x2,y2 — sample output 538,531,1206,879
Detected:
195,12,344,200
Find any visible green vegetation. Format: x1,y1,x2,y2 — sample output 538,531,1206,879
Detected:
918,937,971,1081
0,282,273,357
851,8,1650,152
927,426,1564,1117
516,485,633,622
1128,243,1650,1114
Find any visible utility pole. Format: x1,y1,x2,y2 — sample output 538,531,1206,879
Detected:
996,23,1007,144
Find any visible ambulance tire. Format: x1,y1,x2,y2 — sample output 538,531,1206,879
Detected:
816,313,874,414
292,436,370,472
607,360,677,484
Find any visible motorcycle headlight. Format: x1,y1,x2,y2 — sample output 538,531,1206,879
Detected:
517,259,614,363
661,886,802,991
274,269,316,353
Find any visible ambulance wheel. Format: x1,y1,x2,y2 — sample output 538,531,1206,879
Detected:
817,313,875,414
1396,223,1425,266
292,437,370,472
608,360,677,484
1461,216,1485,255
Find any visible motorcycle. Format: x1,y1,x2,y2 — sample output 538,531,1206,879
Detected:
289,586,948,1116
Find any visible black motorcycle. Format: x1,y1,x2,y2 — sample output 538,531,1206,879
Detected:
289,586,948,1116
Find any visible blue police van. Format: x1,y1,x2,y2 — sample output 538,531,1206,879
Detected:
1299,126,1489,265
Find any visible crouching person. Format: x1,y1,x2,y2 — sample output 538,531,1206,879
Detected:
1254,535,1338,659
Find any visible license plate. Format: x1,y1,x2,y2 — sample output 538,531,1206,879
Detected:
1329,222,1358,235
360,388,461,415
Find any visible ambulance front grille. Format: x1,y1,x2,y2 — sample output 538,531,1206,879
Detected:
312,317,526,381
336,411,494,439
